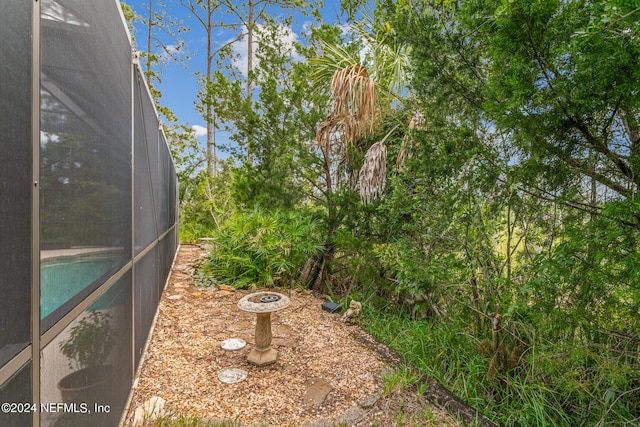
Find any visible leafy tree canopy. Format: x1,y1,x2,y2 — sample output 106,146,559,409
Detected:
395,0,640,204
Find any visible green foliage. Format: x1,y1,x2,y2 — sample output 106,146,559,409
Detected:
363,307,635,426
122,1,188,124
127,0,640,425
150,415,244,427
397,0,640,198
373,239,454,311
528,199,640,339
133,413,247,426
381,366,422,396
202,208,324,289
179,164,235,243
59,310,115,371
360,184,640,426
120,2,141,34
202,18,324,209
367,3,640,423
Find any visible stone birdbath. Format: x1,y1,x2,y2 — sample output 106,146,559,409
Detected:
237,291,290,366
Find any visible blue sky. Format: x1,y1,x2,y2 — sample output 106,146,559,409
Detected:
126,0,349,157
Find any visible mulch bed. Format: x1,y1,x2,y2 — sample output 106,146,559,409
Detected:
122,245,478,426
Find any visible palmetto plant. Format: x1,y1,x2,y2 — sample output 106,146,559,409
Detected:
202,208,323,289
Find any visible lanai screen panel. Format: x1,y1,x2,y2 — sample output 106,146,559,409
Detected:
40,274,132,427
0,0,32,369
0,363,31,427
0,1,180,424
39,0,132,331
134,246,159,369
134,70,160,254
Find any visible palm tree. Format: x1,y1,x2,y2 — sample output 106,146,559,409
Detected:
309,4,412,204
301,5,415,292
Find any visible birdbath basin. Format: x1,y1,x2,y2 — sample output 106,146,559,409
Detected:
237,291,290,366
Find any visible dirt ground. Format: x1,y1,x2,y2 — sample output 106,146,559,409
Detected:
122,245,465,426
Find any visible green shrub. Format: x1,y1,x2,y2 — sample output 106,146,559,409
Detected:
201,208,323,289
179,167,236,244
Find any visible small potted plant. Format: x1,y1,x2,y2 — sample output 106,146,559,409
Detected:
57,309,116,403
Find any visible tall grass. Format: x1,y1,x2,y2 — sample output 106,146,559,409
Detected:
360,308,639,426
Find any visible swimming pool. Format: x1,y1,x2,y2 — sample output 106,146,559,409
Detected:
40,250,122,320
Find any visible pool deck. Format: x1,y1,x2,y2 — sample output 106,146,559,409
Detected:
41,246,124,261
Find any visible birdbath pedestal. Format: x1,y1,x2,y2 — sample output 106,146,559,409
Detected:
237,292,290,366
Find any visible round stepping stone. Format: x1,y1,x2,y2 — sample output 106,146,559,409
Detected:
221,338,246,351
218,368,247,384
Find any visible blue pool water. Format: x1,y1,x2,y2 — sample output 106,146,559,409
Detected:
40,254,118,319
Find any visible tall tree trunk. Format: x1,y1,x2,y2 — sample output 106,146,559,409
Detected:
247,0,254,98
302,147,337,294
246,0,254,164
213,110,217,176
206,1,214,176
145,0,153,84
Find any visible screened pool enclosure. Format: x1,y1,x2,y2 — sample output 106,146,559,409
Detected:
0,0,179,425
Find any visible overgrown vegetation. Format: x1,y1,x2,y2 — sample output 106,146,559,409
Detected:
200,207,324,289
126,0,640,425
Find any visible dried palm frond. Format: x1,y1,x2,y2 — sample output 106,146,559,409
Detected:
315,64,377,161
314,63,379,197
359,123,402,204
359,141,387,204
308,41,361,97
337,113,358,150
330,64,377,141
316,113,357,153
316,115,338,151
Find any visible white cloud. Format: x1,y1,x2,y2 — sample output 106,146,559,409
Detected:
338,23,352,37
229,23,301,77
191,124,207,137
